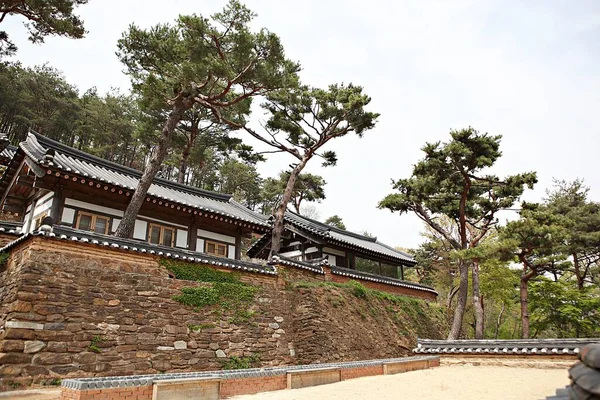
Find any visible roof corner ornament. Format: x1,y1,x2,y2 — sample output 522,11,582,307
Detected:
42,149,55,165
37,216,54,235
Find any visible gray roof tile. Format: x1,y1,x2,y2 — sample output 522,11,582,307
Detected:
19,133,269,228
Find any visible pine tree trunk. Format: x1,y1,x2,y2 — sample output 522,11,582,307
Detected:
447,260,469,339
270,159,308,256
115,99,188,238
495,302,505,339
177,125,197,184
520,275,530,339
472,260,484,339
573,253,584,290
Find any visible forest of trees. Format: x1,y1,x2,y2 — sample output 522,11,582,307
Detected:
1,0,598,341
381,130,600,340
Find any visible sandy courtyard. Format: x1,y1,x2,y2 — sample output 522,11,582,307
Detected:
230,365,570,400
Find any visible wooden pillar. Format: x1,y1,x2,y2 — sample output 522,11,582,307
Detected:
50,185,65,223
400,265,404,280
235,227,242,260
188,218,198,251
348,252,355,269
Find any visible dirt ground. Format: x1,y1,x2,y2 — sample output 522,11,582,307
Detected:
231,365,570,400
1,365,570,400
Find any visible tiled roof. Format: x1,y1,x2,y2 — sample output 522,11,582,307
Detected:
269,254,325,274
0,220,23,236
18,132,270,228
248,211,416,266
330,266,437,294
414,338,598,355
0,226,276,275
0,144,16,163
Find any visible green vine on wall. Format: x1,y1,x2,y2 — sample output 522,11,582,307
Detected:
162,260,258,323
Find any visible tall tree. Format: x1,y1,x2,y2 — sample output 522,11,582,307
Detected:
114,0,299,238
545,179,600,289
227,84,378,254
217,158,262,209
529,278,600,338
0,0,89,57
379,128,536,339
498,203,569,338
287,172,325,212
325,215,346,230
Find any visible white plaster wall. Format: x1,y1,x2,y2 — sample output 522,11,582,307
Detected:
37,191,54,205
176,229,188,248
305,247,319,254
280,250,302,258
196,229,235,244
33,198,52,217
323,247,346,257
196,238,205,252
61,207,75,224
65,198,123,217
111,218,121,233
22,211,31,232
133,220,147,240
327,254,337,266
140,215,187,229
228,245,236,260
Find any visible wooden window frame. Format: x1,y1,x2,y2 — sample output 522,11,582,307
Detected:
205,240,228,258
75,211,110,235
147,223,176,247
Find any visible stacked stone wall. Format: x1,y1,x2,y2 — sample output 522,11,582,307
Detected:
0,237,444,390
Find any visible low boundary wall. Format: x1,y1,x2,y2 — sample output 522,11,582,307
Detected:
414,338,598,368
59,356,440,399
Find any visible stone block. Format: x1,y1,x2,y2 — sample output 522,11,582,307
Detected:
153,378,220,400
287,367,341,389
0,340,24,352
174,341,187,350
21,365,50,376
215,350,226,358
32,352,72,365
24,340,46,354
0,352,32,364
5,321,44,330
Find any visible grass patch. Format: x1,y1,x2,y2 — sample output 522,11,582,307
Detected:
219,354,261,370
88,335,103,353
0,252,9,267
163,260,258,323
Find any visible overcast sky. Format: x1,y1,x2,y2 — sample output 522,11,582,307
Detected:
4,0,600,248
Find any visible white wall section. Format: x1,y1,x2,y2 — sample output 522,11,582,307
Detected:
196,229,235,244
133,220,147,240
176,229,188,248
61,207,75,224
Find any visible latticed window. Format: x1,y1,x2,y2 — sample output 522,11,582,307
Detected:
75,211,110,234
205,240,228,257
148,223,176,247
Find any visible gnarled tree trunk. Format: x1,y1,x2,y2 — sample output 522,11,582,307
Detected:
472,260,484,339
447,260,469,339
115,97,189,238
270,158,308,256
520,266,537,339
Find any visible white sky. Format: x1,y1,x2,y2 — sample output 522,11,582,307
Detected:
4,0,600,248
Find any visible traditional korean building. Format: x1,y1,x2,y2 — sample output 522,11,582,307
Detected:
247,211,415,280
0,131,425,290
0,132,270,260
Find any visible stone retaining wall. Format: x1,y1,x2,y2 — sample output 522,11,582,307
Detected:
0,235,441,390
